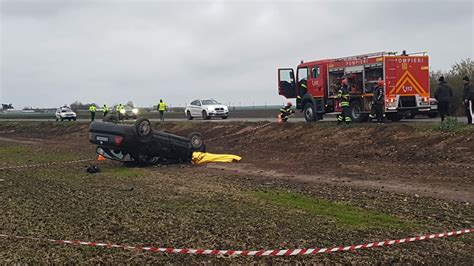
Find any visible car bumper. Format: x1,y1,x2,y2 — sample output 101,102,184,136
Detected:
207,111,228,117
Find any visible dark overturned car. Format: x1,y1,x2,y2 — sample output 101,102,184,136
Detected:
89,118,205,165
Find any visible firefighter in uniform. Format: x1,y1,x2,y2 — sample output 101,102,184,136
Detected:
158,99,167,122
373,79,385,123
279,102,295,122
103,104,109,117
296,80,307,107
337,79,351,124
88,104,96,122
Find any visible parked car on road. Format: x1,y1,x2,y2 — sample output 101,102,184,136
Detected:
185,99,229,120
55,107,77,121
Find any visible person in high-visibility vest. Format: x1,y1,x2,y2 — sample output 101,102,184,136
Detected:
157,99,167,121
116,103,124,121
337,79,351,124
103,104,109,117
88,104,97,121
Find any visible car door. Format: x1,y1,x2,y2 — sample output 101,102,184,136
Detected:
189,100,198,116
194,100,202,116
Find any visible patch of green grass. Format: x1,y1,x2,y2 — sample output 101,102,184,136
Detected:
252,190,412,229
101,165,144,178
412,118,474,133
0,145,79,165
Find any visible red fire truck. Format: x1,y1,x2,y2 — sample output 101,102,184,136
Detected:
278,51,430,122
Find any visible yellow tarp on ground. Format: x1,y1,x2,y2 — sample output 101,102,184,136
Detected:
192,152,242,165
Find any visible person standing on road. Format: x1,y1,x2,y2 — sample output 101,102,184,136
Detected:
88,104,97,122
158,99,167,122
434,76,453,122
373,79,385,124
462,76,474,125
337,79,351,124
116,103,124,121
103,104,109,118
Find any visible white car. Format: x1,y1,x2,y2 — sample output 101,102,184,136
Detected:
185,99,229,120
55,107,77,121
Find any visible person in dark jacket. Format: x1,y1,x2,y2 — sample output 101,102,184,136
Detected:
462,76,474,125
279,102,295,122
372,79,385,123
434,76,453,122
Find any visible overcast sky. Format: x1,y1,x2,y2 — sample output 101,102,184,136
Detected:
1,0,473,108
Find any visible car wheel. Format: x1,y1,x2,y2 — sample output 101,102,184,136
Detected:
73,118,77,121
303,102,316,122
188,132,206,152
55,117,59,121
187,111,193,120
221,116,228,119
60,117,64,121
134,118,152,143
202,111,209,120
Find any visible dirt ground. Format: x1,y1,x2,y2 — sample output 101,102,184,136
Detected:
0,121,473,263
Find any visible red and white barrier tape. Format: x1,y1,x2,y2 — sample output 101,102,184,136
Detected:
0,159,95,171
1,228,471,256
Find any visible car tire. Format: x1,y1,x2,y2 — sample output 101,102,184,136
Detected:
303,102,317,122
202,111,210,120
221,116,228,119
56,118,59,121
134,118,152,143
187,111,193,120
73,118,77,121
60,117,64,121
188,132,206,152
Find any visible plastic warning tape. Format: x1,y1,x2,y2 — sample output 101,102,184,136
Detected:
0,159,95,171
0,228,471,256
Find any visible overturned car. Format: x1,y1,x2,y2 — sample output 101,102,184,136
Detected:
89,118,205,165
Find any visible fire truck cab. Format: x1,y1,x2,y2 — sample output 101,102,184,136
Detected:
278,51,430,122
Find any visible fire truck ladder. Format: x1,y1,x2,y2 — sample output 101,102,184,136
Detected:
333,51,397,62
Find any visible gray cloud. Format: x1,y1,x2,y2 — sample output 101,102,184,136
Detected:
1,0,473,108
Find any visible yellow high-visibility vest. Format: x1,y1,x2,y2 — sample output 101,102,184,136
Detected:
158,102,167,111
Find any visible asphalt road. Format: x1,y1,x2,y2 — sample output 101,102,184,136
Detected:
0,116,468,123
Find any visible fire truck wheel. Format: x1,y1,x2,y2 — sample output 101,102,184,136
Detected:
303,103,317,122
427,112,438,118
349,101,367,123
386,113,402,122
404,110,416,119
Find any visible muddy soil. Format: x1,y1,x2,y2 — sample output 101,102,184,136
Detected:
0,121,473,263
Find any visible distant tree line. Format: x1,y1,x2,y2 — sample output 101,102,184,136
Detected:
430,58,473,116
